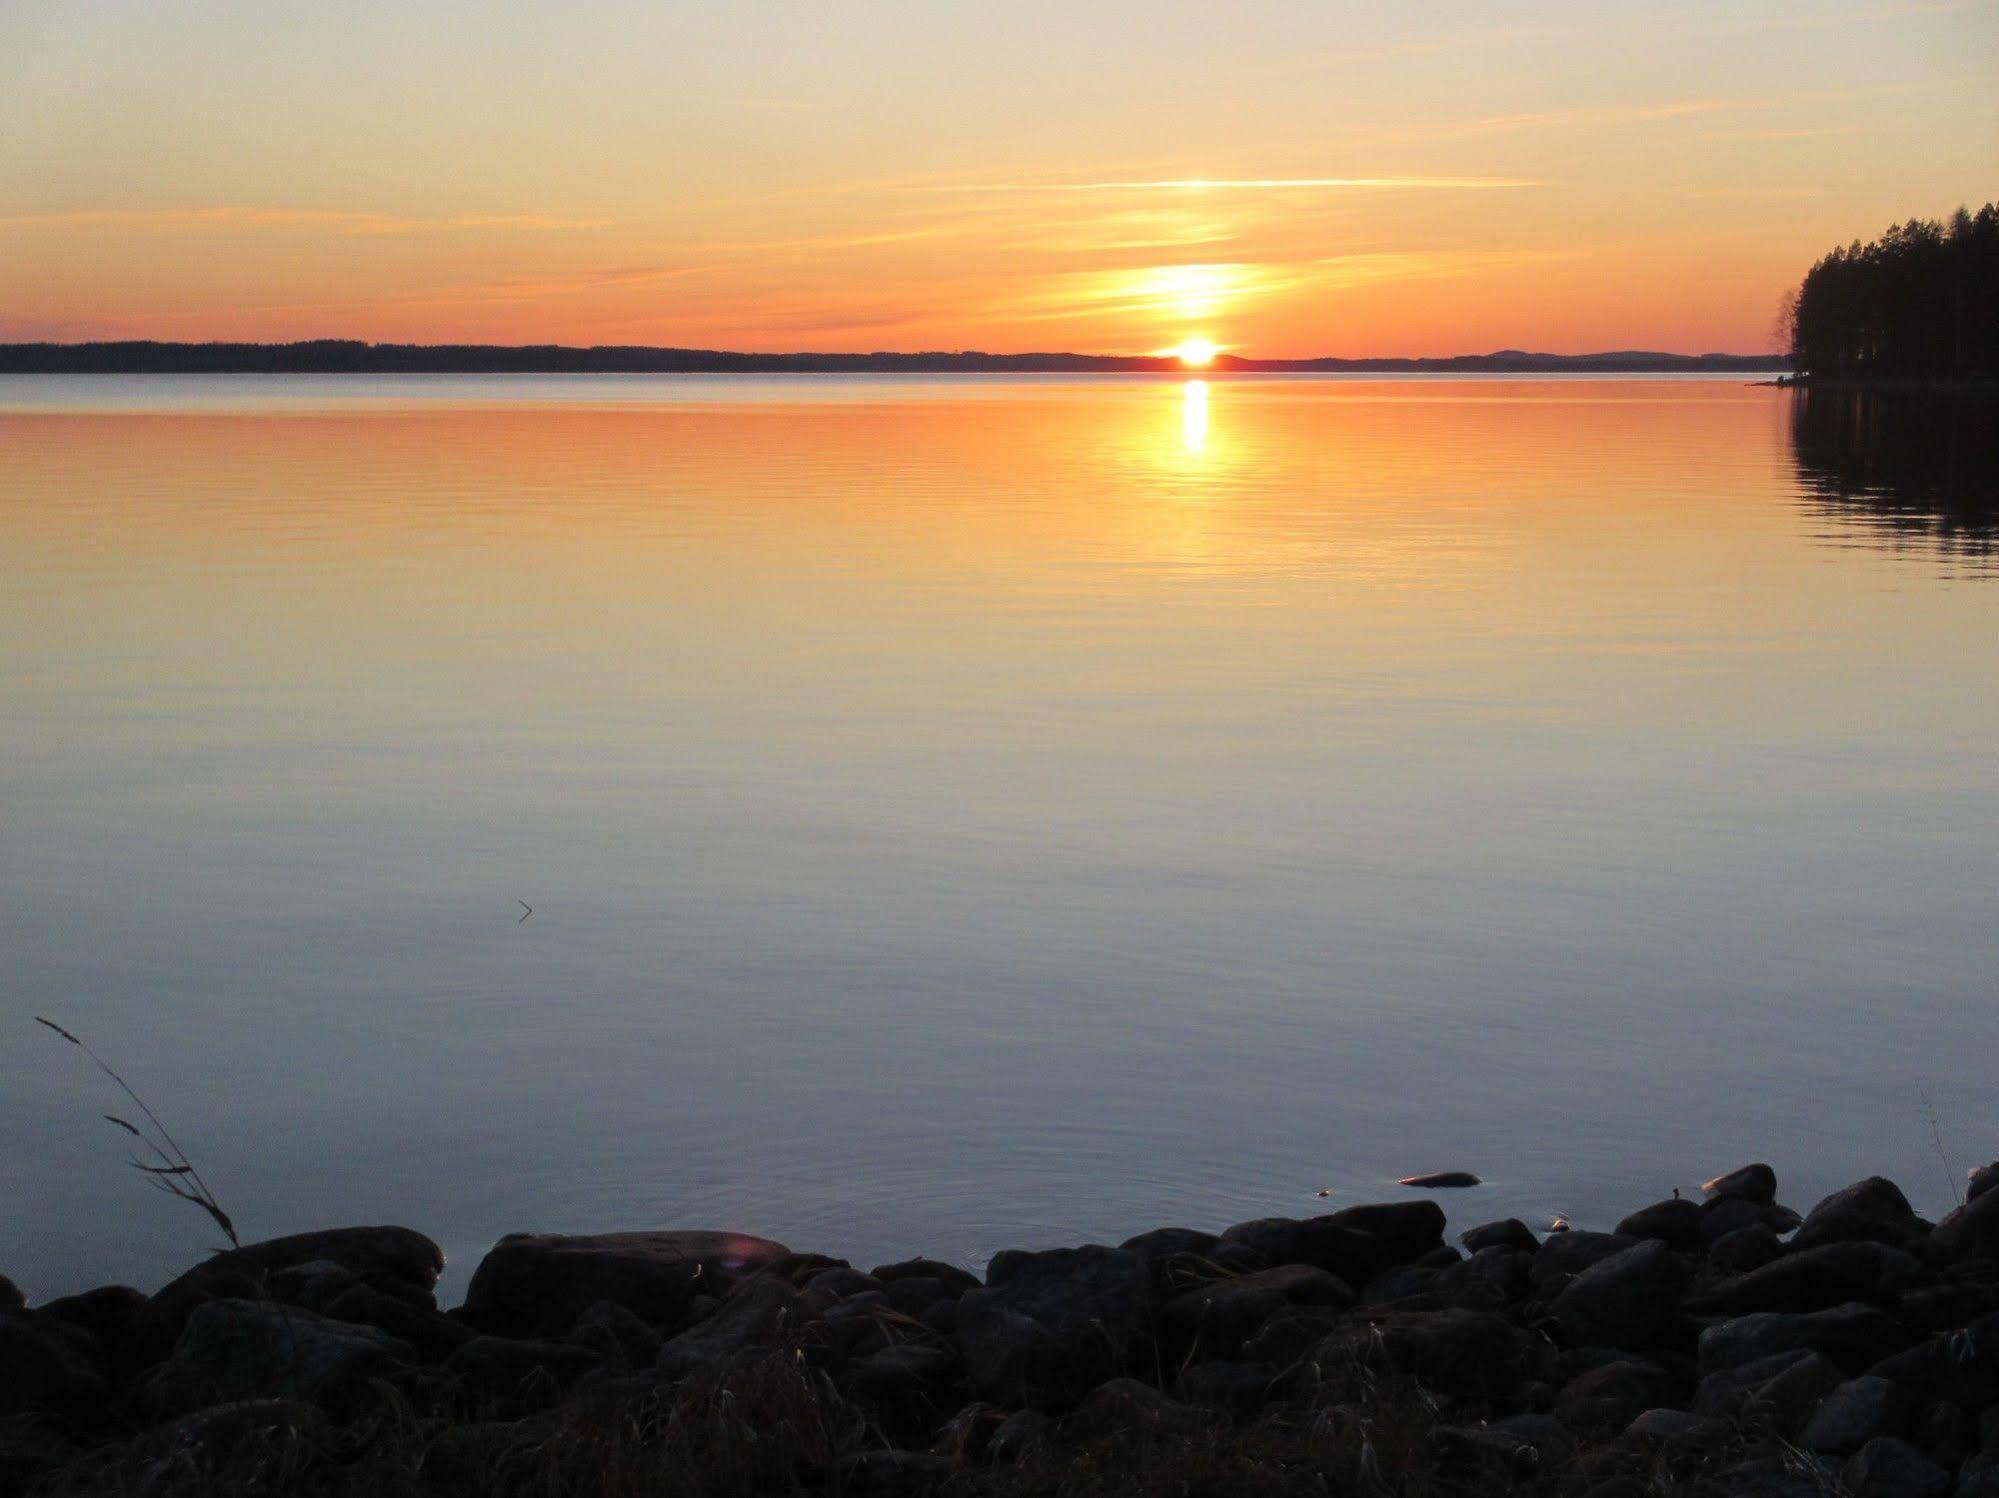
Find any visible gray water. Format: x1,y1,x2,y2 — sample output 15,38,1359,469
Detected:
2,373,1994,1302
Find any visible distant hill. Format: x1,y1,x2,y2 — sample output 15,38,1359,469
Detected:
0,340,1788,375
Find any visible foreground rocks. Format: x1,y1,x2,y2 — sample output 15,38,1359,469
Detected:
7,1164,1999,1496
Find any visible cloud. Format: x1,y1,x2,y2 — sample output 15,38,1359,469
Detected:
0,206,611,235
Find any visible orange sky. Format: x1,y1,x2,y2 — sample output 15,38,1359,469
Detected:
3,1,1995,355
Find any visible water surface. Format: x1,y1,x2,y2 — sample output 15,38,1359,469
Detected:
2,374,1995,1300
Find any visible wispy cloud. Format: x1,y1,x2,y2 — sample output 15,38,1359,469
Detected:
915,175,1543,195
0,206,611,235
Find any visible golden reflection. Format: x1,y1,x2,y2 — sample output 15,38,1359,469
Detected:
1180,379,1210,454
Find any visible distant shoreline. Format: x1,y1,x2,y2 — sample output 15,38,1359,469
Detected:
0,341,1789,376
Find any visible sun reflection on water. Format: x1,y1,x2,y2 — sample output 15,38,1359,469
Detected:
1180,379,1210,454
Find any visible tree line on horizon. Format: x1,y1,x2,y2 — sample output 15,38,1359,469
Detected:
1786,200,1999,382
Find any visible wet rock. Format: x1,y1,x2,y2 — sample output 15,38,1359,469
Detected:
1696,1303,1910,1378
1549,1240,1687,1350
1616,1198,1702,1250
1163,1263,1352,1360
1692,1347,1842,1434
462,1229,790,1338
1791,1177,1925,1253
1703,1163,1778,1205
149,1227,443,1353
1462,1218,1539,1255
1842,1435,1949,1498
1798,1374,1904,1455
955,1245,1151,1410
148,1299,412,1414
1220,1217,1384,1286
1932,1188,1999,1264
1707,1225,1784,1273
1554,1358,1679,1430
1531,1231,1640,1291
1318,1201,1446,1265
1398,1171,1480,1189
657,1276,814,1379
1684,1241,1928,1316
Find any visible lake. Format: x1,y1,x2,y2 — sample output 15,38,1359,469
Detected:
2,374,1994,1302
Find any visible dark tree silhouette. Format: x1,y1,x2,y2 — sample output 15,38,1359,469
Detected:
1787,201,1999,381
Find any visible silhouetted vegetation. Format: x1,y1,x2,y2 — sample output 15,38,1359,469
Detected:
1791,384,1999,559
1786,202,1999,382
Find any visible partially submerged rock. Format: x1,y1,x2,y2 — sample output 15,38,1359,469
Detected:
461,1229,791,1338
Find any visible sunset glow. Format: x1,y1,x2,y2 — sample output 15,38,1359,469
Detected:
2,2,1994,354
1172,339,1221,368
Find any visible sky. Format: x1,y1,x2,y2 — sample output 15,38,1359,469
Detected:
2,0,1995,355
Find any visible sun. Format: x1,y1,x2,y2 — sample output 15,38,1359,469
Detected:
1168,338,1220,369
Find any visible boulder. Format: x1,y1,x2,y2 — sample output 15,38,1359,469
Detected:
1173,1360,1273,1415
0,1276,21,1313
869,1258,981,1298
0,1311,110,1419
1072,1376,1208,1437
1437,1247,1531,1311
566,1300,663,1371
1624,1407,1725,1442
1969,1163,1999,1204
1220,1217,1384,1286
1549,1240,1687,1350
1553,1358,1679,1431
1462,1219,1539,1255
1684,1241,1928,1316
1842,1436,1950,1498
1696,1195,1770,1248
954,1246,1151,1410
441,1335,600,1408
1703,1163,1778,1205
1798,1374,1904,1455
1318,1201,1446,1265
1707,1225,1784,1274
1864,1326,1999,1412
1692,1348,1842,1435
656,1276,814,1379
37,1286,151,1381
1932,1188,1999,1264
1163,1264,1352,1360
149,1227,443,1352
1790,1178,1924,1253
1695,1303,1910,1377
322,1283,468,1361
461,1230,790,1338
1240,1306,1347,1367
1615,1198,1701,1250
1312,1309,1534,1400
148,1299,412,1413
1530,1231,1639,1291
1397,1171,1481,1189
1116,1228,1221,1262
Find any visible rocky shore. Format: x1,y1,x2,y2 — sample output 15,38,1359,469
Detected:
6,1164,1999,1496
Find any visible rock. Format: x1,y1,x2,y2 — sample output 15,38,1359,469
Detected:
148,1299,412,1414
1707,1225,1784,1273
836,1449,953,1494
1625,1406,1725,1442
1692,1348,1843,1434
0,1310,109,1419
931,1401,1005,1464
1696,1195,1770,1248
1437,1247,1531,1311
1530,1231,1640,1291
1554,1358,1679,1430
566,1300,663,1371
1318,1201,1446,1265
461,1230,791,1338
1164,1263,1352,1361
1864,1327,1999,1412
657,1276,814,1378
1116,1227,1221,1261
844,1341,961,1434
149,1227,443,1353
0,1277,22,1313
1072,1376,1208,1437
1933,1189,1999,1264
869,1258,981,1298
322,1283,469,1361
987,1408,1052,1463
1174,1360,1273,1415
1220,1217,1385,1286
1615,1198,1702,1250
1703,1164,1778,1205
1240,1306,1347,1367
1685,1241,1928,1316
955,1245,1151,1410
1970,1163,1999,1204
1549,1240,1687,1350
441,1335,600,1407
1963,1453,1999,1498
807,1267,884,1302
1696,1303,1910,1377
1842,1435,1949,1498
1791,1177,1924,1253
37,1286,151,1380
1798,1374,1904,1455
1462,1219,1539,1255
1398,1171,1480,1189
1312,1309,1534,1399
1361,1265,1440,1306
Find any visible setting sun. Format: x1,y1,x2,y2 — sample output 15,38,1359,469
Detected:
1171,339,1221,368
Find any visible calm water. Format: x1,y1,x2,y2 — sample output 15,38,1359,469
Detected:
3,374,1995,1302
